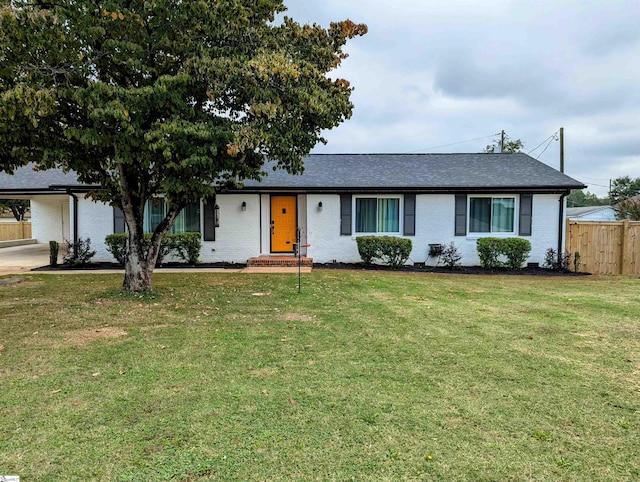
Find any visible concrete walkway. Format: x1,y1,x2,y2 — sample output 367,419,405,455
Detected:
0,243,311,276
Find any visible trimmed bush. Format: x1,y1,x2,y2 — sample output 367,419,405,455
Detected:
476,237,531,270
476,237,502,269
105,232,202,265
356,236,383,265
356,235,412,268
501,238,532,270
170,232,202,265
105,233,127,265
379,237,412,268
49,240,59,267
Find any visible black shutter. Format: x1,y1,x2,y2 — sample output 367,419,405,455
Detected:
203,196,216,241
340,194,352,236
519,194,533,236
454,194,467,236
403,194,416,236
113,207,125,233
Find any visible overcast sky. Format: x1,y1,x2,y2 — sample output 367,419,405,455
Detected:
283,0,640,197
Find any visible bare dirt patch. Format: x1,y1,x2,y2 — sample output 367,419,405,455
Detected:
284,313,315,322
62,327,128,347
0,276,27,285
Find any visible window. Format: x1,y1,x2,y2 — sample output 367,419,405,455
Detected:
144,198,201,234
355,196,401,234
469,196,515,234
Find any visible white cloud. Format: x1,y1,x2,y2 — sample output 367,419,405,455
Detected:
284,0,640,196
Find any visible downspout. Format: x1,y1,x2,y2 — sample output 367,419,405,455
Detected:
67,190,78,244
558,192,568,262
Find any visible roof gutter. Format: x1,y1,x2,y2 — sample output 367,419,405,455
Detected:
229,186,586,195
558,191,568,263
67,190,78,244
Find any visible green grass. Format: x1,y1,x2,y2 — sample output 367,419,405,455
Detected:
0,271,638,481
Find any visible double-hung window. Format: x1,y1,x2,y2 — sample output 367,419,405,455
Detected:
355,196,401,234
144,198,201,234
469,196,516,234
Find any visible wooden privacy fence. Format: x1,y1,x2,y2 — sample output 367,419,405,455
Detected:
566,220,640,275
0,221,32,241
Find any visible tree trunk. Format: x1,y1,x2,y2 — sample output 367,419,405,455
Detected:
119,198,182,293
122,228,154,292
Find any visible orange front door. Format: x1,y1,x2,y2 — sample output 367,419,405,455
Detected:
271,196,297,252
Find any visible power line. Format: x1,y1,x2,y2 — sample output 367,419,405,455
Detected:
564,173,610,189
526,132,558,155
409,133,499,153
566,173,611,182
535,136,557,160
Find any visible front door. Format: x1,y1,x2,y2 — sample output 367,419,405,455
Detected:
271,196,297,252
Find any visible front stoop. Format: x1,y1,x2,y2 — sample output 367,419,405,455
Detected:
247,255,313,268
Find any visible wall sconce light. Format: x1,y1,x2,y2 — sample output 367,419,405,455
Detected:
214,204,220,227
241,201,247,211
317,201,323,212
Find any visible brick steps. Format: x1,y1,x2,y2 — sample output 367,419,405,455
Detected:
247,255,313,268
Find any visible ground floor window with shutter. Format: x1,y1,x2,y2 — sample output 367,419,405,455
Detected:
469,196,516,234
144,198,200,234
354,196,401,234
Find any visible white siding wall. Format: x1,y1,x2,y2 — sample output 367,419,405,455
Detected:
68,192,563,266
200,194,260,264
31,195,70,243
306,194,360,263
305,193,562,266
76,197,116,261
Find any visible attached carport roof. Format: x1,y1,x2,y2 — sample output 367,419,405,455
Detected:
0,163,83,195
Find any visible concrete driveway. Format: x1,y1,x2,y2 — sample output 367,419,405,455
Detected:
0,243,52,276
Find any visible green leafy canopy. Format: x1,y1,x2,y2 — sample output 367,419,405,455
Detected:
0,0,366,290
1,1,366,206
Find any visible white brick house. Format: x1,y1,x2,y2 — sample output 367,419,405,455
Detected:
0,153,585,266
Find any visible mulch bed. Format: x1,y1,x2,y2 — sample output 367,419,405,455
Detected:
32,262,589,276
314,263,590,276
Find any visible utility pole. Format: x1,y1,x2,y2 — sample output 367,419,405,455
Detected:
500,130,505,153
559,127,564,173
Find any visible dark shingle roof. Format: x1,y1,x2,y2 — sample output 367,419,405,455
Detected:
0,163,81,192
0,153,585,194
242,153,585,192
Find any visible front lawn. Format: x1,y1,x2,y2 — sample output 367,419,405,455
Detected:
0,271,638,480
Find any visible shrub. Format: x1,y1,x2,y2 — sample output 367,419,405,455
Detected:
105,233,127,265
573,252,581,272
168,232,202,265
356,236,383,265
49,240,59,267
440,242,462,268
356,236,412,268
105,232,202,265
543,248,571,271
476,237,502,269
476,237,531,270
378,236,412,268
501,238,532,270
63,237,96,266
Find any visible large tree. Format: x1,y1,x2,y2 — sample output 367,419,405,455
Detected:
482,135,524,153
609,176,640,220
566,190,608,208
0,1,366,291
0,199,29,220
608,176,640,205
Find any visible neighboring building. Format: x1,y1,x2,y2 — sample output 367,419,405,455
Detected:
0,153,585,266
566,206,617,221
